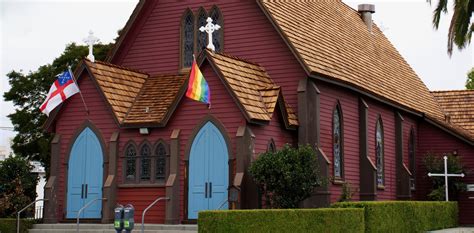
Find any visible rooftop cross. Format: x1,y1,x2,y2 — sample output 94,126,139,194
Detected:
83,30,99,62
428,155,464,201
199,17,220,52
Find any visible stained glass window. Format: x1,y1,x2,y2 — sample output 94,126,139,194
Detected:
140,144,151,181
197,8,207,55
125,144,136,181
182,10,194,68
155,143,167,181
409,128,416,190
376,119,384,187
333,106,343,178
267,139,276,153
209,6,223,52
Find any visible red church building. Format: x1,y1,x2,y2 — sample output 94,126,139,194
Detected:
42,0,474,225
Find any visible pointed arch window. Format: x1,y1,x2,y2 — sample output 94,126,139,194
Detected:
333,104,343,179
267,139,276,153
181,9,195,69
155,142,168,181
376,118,384,187
409,128,416,190
140,144,151,181
209,6,223,53
197,8,208,55
125,144,137,182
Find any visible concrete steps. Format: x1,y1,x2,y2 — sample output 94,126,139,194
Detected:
29,224,197,233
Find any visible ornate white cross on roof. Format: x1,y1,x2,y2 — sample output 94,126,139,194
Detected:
199,17,220,52
83,30,99,62
428,155,464,201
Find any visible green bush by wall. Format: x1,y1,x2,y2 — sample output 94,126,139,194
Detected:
198,208,365,233
332,201,458,233
0,218,38,233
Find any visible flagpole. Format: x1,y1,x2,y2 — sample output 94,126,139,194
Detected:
68,66,89,115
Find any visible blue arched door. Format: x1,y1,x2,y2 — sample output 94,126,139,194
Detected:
66,127,103,219
188,122,229,219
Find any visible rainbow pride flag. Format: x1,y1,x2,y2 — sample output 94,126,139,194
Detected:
186,59,210,105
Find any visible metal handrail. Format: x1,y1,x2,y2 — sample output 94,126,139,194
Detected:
217,199,229,210
141,196,170,233
76,198,106,233
17,199,48,233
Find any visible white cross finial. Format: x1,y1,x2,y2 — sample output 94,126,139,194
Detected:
83,30,99,62
199,17,220,52
428,156,465,201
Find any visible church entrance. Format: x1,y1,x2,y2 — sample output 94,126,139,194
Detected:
66,127,103,219
188,122,229,219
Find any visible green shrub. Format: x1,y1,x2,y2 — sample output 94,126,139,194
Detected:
249,144,320,208
332,201,458,233
198,208,364,233
0,218,38,233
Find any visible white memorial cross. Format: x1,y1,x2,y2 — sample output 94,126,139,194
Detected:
83,30,99,62
199,17,220,52
428,155,464,201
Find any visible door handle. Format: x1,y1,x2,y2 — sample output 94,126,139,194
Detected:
81,184,84,199
85,184,88,199
209,182,212,198
205,182,208,198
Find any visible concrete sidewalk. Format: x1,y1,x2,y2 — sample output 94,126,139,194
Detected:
428,228,474,233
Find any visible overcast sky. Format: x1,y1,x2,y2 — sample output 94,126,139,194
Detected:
0,0,472,154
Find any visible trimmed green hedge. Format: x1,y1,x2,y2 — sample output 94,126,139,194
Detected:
332,201,458,233
198,208,364,233
0,218,38,233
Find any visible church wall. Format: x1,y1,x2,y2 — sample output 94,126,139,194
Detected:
54,72,118,220
417,121,474,224
315,81,361,203
112,1,306,114
366,98,397,200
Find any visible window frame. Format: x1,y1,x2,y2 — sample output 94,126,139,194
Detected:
332,102,344,182
375,116,385,189
267,138,276,153
208,5,224,53
138,141,153,183
179,8,195,71
408,127,416,190
153,140,170,184
123,141,138,184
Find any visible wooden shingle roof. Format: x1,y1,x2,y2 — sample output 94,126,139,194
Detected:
432,90,474,135
206,50,298,128
84,59,148,123
123,74,187,126
258,0,445,121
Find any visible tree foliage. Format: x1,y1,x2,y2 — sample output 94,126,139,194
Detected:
423,152,467,201
249,144,320,208
465,68,474,89
430,0,474,55
0,156,38,217
3,42,114,173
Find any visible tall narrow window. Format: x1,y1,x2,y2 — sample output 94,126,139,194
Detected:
376,118,384,187
333,104,343,179
409,128,416,190
209,6,223,52
140,144,151,181
155,143,167,181
196,8,208,55
125,144,137,182
267,139,276,153
181,9,194,68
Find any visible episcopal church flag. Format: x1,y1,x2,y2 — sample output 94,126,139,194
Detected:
40,70,80,116
185,58,211,105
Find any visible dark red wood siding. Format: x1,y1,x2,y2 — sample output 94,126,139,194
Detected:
417,121,474,224
111,1,306,113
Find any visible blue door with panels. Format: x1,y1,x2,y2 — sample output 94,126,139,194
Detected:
188,122,229,219
66,127,103,219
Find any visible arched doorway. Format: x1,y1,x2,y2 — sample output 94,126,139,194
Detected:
188,121,229,219
66,127,103,218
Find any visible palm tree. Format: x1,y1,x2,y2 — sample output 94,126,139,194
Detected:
430,0,474,55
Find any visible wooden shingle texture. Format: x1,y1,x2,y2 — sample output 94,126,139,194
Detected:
207,51,298,127
84,59,148,123
259,0,445,121
432,90,474,135
123,74,187,125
